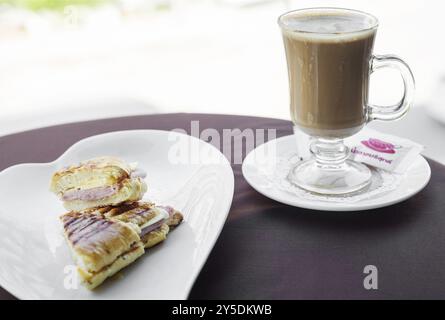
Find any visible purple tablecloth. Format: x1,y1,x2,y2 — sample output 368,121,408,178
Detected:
0,113,444,299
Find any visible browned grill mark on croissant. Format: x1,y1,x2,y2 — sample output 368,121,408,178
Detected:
63,214,115,246
105,202,141,217
72,220,113,246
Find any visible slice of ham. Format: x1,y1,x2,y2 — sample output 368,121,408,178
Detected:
139,207,174,237
158,206,174,217
158,206,183,229
138,206,183,238
62,185,119,201
140,219,165,238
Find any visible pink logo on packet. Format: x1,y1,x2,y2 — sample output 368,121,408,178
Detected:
361,138,396,154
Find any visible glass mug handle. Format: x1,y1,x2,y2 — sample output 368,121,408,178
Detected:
367,54,415,122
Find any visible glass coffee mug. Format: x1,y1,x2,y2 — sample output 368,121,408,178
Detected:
278,7,415,195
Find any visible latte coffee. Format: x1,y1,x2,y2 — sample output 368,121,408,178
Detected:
278,8,415,195
280,9,377,138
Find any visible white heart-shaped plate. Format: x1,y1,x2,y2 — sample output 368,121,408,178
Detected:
0,130,234,299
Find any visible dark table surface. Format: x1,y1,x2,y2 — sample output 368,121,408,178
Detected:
0,113,444,300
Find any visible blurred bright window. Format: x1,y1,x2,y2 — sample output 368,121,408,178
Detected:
0,0,442,135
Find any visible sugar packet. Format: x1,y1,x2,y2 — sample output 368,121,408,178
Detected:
293,127,424,173
347,128,424,173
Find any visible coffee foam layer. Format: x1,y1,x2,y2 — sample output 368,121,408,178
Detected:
280,9,377,41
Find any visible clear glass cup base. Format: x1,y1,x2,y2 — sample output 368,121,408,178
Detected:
288,158,372,195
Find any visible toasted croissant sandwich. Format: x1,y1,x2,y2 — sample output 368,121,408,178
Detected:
50,157,147,211
60,202,183,289
60,211,145,290
82,202,183,249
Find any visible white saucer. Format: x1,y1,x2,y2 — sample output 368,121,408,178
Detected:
242,135,431,212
